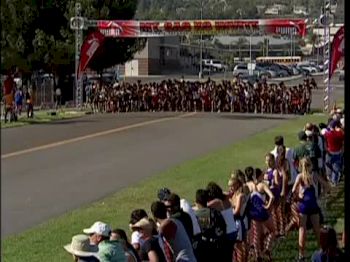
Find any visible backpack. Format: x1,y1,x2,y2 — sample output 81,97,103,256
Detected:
197,208,226,247
305,140,321,171
193,208,226,261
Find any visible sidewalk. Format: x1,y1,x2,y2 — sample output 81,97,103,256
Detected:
1,107,88,128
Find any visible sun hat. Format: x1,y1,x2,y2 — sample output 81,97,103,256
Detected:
64,234,99,258
83,221,111,237
131,218,153,230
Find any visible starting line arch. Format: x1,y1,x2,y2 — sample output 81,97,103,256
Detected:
71,3,308,109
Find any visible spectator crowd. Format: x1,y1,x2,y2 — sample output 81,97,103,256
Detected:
64,108,344,262
85,77,316,115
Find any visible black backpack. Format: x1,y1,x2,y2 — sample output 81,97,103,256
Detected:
193,208,227,262
197,208,226,247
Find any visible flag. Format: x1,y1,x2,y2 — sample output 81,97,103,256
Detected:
330,26,344,78
77,31,105,78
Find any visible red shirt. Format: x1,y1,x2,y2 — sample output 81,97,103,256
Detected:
325,129,344,153
3,76,14,95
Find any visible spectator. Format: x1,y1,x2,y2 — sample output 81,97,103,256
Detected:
15,88,23,116
324,120,344,186
131,218,166,262
304,124,322,175
193,189,226,262
206,182,237,262
151,201,197,262
158,188,201,237
83,221,126,262
129,209,149,252
110,229,141,262
312,226,345,262
64,234,100,262
25,88,34,118
293,131,309,173
164,193,194,241
55,87,62,109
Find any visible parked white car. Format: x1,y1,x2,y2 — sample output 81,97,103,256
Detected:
203,59,227,71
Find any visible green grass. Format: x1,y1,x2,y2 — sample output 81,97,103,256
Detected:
2,114,344,262
1,109,87,128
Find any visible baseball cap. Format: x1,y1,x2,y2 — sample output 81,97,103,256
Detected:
83,221,111,237
157,188,171,201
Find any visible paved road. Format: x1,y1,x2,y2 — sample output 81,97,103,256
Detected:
1,78,344,237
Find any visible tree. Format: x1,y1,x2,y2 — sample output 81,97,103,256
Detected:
1,0,145,75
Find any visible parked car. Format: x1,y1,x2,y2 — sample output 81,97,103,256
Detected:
239,73,260,85
233,64,272,78
203,59,227,72
259,64,289,78
233,64,251,77
297,62,319,74
278,64,294,76
287,65,301,75
297,64,318,74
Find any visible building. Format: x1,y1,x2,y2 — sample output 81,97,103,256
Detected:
121,36,181,76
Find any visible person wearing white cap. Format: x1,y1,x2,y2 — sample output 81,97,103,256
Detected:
83,221,126,262
64,234,100,262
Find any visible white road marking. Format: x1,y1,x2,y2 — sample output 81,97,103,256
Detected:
2,112,196,159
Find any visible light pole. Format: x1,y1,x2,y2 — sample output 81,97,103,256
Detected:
199,1,203,79
249,34,252,63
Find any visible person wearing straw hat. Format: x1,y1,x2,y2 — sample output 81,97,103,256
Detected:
83,221,126,262
131,218,167,262
64,234,100,262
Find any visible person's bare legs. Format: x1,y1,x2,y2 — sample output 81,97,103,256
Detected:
263,216,275,257
298,214,308,258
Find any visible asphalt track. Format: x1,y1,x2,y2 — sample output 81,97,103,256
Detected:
1,78,344,237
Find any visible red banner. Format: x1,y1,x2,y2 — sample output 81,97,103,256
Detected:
78,31,105,77
329,26,344,78
97,19,306,38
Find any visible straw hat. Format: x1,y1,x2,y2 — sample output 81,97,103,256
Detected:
64,234,99,258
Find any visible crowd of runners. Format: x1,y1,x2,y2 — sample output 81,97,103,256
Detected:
85,77,317,115
64,109,344,262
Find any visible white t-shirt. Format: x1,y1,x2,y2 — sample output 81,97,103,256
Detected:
55,88,61,96
271,146,297,185
180,199,201,235
131,231,145,246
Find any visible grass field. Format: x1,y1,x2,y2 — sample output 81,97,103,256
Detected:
2,113,344,262
0,109,87,128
